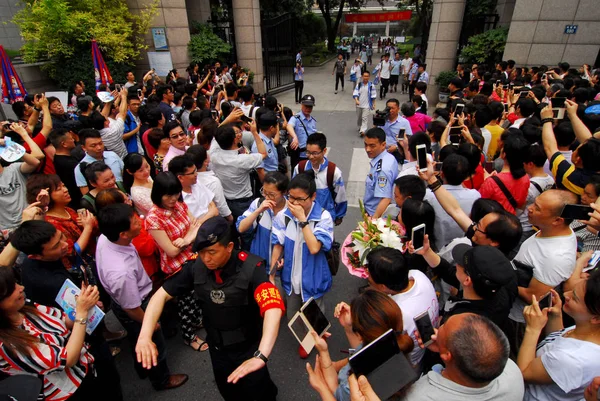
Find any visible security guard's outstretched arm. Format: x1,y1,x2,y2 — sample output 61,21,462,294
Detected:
227,307,283,384
135,287,172,369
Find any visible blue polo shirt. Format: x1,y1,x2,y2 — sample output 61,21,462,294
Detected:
363,151,398,216
383,117,413,148
251,132,278,172
74,151,124,187
288,113,317,157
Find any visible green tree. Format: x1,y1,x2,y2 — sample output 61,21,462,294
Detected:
459,27,508,65
316,0,383,52
188,23,232,65
397,0,432,50
13,0,157,63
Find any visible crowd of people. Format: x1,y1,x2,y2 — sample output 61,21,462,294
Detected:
0,46,599,401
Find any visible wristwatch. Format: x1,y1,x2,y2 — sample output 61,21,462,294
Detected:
74,317,88,325
299,221,310,228
253,350,268,363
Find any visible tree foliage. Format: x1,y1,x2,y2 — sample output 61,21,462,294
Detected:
459,27,508,65
13,0,158,63
188,23,233,65
397,0,432,49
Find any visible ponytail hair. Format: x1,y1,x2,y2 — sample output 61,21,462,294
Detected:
351,289,414,355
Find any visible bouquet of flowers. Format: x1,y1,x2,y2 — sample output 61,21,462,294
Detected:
341,200,405,278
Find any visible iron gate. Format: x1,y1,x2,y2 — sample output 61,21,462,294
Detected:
262,13,296,94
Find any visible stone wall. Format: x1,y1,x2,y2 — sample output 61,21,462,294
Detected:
0,0,23,52
503,0,600,66
127,0,191,77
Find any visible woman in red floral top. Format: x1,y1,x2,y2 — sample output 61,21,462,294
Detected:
146,172,206,351
26,174,96,269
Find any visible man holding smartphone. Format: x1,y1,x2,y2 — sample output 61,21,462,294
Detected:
382,99,412,162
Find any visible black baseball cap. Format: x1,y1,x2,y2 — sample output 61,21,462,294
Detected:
452,244,515,294
192,216,231,252
301,94,315,106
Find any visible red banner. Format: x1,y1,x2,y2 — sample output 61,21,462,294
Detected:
345,11,412,23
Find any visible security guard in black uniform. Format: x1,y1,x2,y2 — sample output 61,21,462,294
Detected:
135,217,285,401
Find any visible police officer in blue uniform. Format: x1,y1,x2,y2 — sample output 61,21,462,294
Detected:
135,217,285,401
363,127,398,218
287,94,317,170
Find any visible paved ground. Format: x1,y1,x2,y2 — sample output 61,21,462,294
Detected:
112,58,410,401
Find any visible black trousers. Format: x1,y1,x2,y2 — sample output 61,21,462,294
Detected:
294,80,304,103
209,342,277,401
335,73,345,91
112,299,171,389
227,197,254,250
380,78,390,99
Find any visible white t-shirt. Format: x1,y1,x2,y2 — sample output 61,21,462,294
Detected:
239,103,258,120
525,326,600,401
357,83,371,109
401,58,412,75
517,175,555,232
181,183,214,218
391,270,439,366
509,230,577,323
380,61,391,79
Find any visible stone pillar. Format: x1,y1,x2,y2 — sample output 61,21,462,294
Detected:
353,22,358,36
495,0,516,27
232,0,264,93
385,20,390,36
424,0,467,104
127,0,191,77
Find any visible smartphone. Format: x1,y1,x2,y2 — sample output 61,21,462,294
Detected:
396,128,406,141
454,103,464,115
416,144,427,172
496,80,501,85
137,89,142,97
434,162,443,172
115,84,121,91
503,103,509,112
509,83,514,90
449,126,462,145
502,84,509,90
560,204,593,220
240,114,252,123
519,90,530,98
211,110,219,120
538,292,552,310
542,73,547,80
585,250,600,272
411,223,426,251
552,97,566,109
77,208,86,220
413,310,435,347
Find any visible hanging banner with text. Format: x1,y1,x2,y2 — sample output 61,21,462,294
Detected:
345,11,412,23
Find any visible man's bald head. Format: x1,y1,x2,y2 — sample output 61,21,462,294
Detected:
543,189,579,221
442,313,510,384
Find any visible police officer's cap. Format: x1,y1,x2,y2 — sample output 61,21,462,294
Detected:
301,94,316,106
192,216,231,252
258,110,278,127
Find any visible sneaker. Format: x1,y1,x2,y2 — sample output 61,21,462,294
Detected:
335,91,338,94
298,344,309,359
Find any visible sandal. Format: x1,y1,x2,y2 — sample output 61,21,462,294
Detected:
185,336,209,352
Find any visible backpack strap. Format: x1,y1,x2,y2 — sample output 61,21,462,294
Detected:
249,106,255,119
531,181,544,195
298,160,308,174
326,161,337,203
491,175,518,210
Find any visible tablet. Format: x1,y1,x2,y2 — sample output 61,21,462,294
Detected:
349,329,417,400
287,297,331,354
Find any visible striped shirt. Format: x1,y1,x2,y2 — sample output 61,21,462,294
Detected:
0,303,93,401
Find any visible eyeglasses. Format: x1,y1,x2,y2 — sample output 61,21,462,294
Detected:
170,131,186,139
260,187,281,199
287,194,310,204
306,150,323,157
179,168,197,176
474,220,487,235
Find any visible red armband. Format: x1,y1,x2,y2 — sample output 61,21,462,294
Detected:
254,282,285,317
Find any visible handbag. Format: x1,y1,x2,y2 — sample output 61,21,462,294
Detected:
350,72,357,82
512,259,534,288
326,241,341,276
